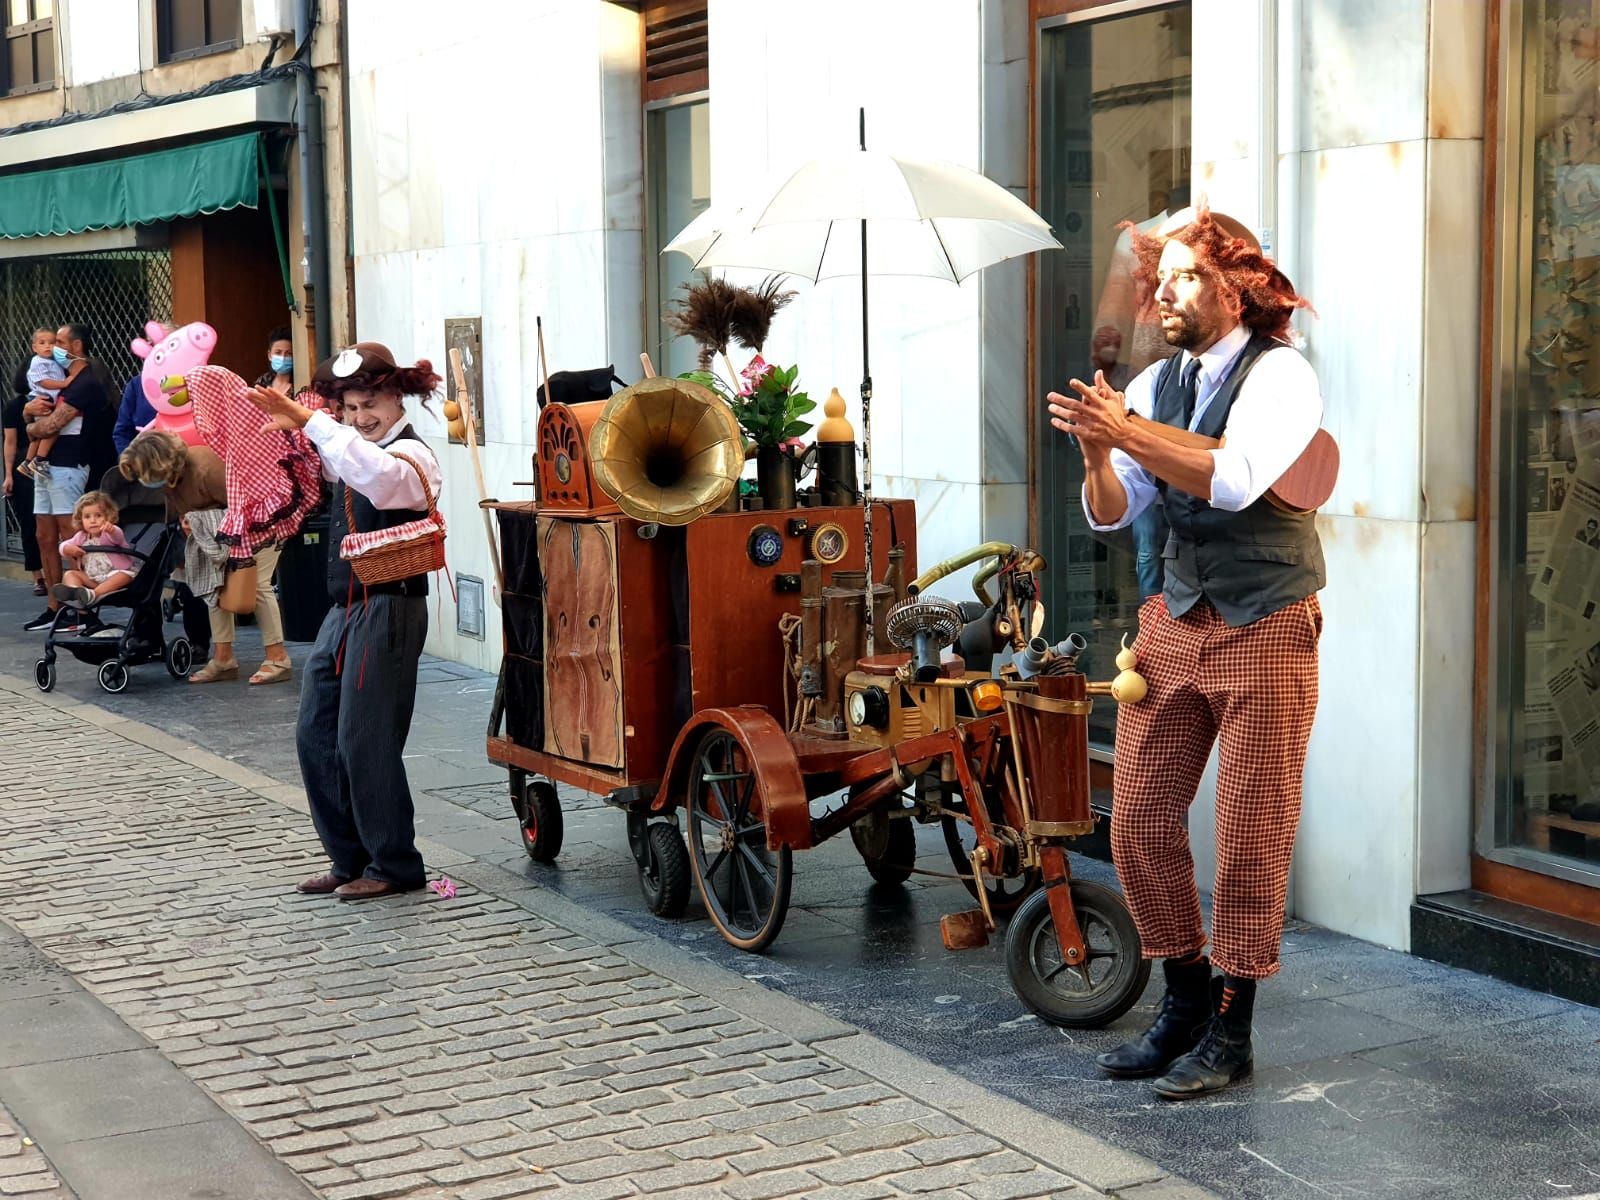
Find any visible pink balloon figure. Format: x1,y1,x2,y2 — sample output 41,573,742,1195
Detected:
130,320,216,447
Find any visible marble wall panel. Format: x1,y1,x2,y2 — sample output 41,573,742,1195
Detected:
1298,0,1429,151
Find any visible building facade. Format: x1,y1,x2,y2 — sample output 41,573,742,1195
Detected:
170,0,1600,992
0,0,352,424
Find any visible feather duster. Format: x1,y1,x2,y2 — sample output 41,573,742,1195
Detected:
665,275,741,371
729,275,797,352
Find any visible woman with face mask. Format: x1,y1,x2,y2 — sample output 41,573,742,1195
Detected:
254,326,294,394
245,343,442,901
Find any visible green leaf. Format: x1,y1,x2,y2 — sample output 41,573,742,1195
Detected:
782,419,812,438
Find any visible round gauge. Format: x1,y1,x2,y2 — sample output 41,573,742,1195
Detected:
847,690,868,727
808,521,849,565
747,524,784,568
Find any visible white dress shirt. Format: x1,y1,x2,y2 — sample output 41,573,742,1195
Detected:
1081,322,1323,532
303,410,442,511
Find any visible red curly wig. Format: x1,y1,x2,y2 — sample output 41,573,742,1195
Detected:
1122,207,1312,341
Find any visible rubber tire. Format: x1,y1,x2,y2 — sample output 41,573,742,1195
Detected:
850,812,917,886
639,823,691,919
519,779,564,863
164,637,194,680
34,659,54,693
1004,880,1150,1029
685,727,793,953
98,660,130,694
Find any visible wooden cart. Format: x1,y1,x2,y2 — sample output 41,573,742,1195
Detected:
484,384,1149,1027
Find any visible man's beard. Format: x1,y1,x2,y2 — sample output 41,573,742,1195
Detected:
1161,310,1206,350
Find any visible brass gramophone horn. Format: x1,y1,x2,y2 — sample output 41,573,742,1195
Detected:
588,376,745,525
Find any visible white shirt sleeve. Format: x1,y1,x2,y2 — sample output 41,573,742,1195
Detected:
1081,362,1163,532
302,410,442,511
1206,347,1323,511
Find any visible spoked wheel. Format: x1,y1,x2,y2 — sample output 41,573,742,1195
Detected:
34,659,54,693
1005,880,1150,1028
517,777,563,863
684,727,792,952
940,794,1040,914
98,660,129,695
850,807,917,886
164,637,193,680
638,822,691,918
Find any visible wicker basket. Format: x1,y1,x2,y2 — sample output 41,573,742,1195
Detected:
340,452,447,586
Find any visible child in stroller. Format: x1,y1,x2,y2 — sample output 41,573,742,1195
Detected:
35,480,195,695
53,491,136,620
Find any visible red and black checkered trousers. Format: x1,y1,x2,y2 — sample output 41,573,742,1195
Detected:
1110,593,1322,979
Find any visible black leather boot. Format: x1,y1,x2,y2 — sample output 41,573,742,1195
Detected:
1095,955,1212,1079
1151,975,1256,1099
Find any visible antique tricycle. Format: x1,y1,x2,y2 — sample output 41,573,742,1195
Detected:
486,375,1151,1027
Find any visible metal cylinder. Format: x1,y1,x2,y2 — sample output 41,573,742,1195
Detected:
816,440,857,507
800,560,823,698
819,583,867,729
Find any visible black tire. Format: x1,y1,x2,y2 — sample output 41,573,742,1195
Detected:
519,779,563,862
34,659,54,693
849,810,917,886
685,727,793,952
164,637,194,680
941,794,1040,914
98,660,129,695
639,823,691,918
1005,880,1150,1028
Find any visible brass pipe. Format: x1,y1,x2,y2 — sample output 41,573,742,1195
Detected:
800,560,823,699
912,541,1017,605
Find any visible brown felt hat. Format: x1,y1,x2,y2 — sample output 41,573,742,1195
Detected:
312,342,399,386
1154,206,1263,253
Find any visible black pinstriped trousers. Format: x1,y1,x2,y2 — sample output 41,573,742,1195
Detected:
296,593,429,889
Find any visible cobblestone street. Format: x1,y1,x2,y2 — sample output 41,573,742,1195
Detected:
0,666,1183,1200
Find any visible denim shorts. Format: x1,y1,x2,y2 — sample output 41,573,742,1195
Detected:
32,464,89,516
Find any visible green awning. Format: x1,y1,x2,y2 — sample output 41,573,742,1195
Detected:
0,133,259,240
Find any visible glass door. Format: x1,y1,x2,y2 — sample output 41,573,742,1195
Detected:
1035,2,1191,745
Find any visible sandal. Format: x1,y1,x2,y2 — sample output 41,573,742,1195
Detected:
189,659,239,684
249,659,293,686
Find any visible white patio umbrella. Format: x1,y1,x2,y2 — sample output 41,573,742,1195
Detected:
662,112,1062,651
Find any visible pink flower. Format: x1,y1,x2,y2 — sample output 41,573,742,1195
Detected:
428,877,457,899
779,437,807,456
738,354,774,396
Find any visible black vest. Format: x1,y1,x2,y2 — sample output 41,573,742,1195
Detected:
1154,332,1325,626
326,425,432,604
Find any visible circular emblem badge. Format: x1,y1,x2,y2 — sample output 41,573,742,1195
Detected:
747,524,784,568
807,522,849,565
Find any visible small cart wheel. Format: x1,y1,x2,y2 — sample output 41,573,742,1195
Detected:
941,796,1039,914
98,660,130,695
685,726,793,952
1005,880,1150,1028
638,823,691,919
519,778,563,863
164,637,193,680
850,810,917,886
34,659,54,693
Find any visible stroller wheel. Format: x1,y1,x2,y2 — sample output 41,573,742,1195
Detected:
34,659,54,693
98,660,130,695
165,637,194,680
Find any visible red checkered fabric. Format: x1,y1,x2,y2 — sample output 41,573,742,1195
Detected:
188,366,324,561
1110,593,1322,979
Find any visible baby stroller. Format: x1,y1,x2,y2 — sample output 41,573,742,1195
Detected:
34,479,194,695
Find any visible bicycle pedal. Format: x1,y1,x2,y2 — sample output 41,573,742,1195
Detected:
940,909,990,950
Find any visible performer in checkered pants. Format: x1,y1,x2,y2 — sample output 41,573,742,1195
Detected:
1047,208,1324,1099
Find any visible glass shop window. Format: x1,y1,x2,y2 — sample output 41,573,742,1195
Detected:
3,0,54,95
157,0,241,64
1491,0,1600,885
1035,2,1192,746
647,97,711,380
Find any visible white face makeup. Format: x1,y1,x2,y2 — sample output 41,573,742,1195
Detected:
341,390,407,442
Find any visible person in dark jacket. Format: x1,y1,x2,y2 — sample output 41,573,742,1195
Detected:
3,360,43,595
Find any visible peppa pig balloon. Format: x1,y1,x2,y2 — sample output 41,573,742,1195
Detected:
130,320,216,447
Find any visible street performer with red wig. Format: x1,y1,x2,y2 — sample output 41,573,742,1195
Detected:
1047,207,1324,1099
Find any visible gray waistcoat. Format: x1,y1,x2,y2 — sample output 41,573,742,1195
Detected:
1154,332,1325,627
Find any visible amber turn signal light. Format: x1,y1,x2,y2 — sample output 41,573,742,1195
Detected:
970,680,1004,712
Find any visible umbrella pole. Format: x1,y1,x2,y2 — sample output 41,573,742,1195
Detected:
859,106,876,656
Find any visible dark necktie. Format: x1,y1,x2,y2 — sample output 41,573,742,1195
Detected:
1177,359,1201,428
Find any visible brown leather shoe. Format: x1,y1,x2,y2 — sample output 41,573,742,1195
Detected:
295,872,351,895
334,877,402,901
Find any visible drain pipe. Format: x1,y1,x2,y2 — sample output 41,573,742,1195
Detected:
295,0,332,363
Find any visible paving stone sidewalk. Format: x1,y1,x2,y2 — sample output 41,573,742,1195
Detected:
0,1103,72,1199
0,684,1184,1200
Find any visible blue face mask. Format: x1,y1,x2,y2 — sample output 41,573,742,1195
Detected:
51,347,70,367
142,479,167,491
269,354,293,375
